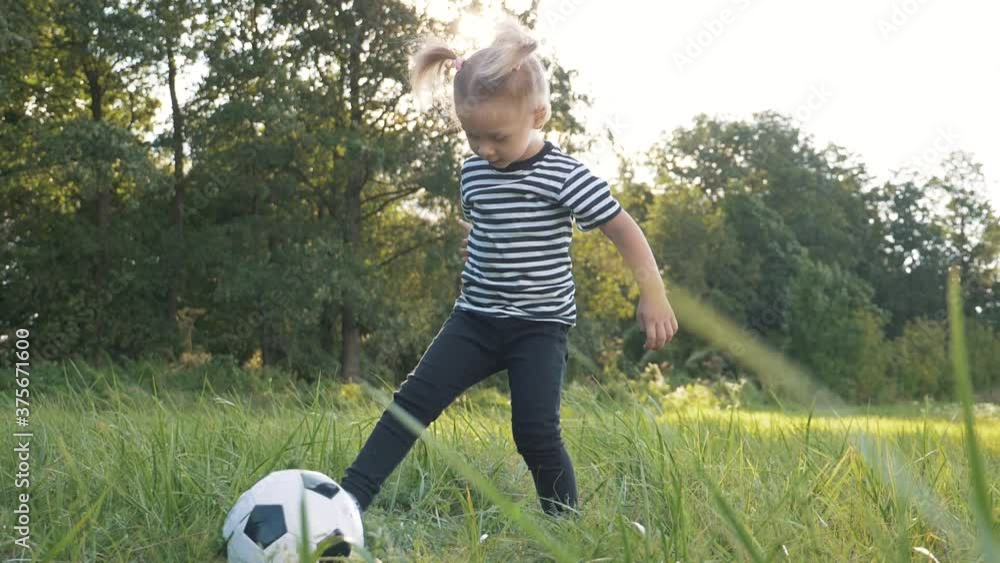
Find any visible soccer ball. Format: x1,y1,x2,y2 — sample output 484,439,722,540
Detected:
223,469,364,562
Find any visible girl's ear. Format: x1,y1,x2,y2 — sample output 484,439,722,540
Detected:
532,106,546,129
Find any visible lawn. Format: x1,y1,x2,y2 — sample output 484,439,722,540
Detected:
2,364,998,562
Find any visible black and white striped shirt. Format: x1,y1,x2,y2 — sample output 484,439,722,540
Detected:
454,140,623,326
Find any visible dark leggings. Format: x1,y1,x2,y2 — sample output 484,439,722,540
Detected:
341,308,577,515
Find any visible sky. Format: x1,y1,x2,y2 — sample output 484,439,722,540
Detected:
157,0,1000,207
429,0,1000,206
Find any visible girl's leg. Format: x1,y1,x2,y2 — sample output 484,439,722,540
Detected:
505,319,577,515
341,309,504,510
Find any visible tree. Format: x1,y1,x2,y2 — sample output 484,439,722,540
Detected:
785,259,890,402
647,111,874,275
933,151,999,326
865,178,950,337
866,151,999,336
149,0,200,345
1,0,168,361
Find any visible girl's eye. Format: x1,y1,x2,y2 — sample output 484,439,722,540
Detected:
494,136,508,142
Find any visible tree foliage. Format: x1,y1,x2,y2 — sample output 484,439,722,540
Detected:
1,3,998,402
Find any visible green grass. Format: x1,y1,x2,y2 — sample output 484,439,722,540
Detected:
2,374,998,562
3,271,996,562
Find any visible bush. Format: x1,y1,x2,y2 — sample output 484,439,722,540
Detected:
888,318,950,400
591,360,768,411
966,319,1000,400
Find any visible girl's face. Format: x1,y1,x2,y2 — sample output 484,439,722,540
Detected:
457,97,541,170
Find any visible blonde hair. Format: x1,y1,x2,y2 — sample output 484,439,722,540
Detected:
409,18,551,130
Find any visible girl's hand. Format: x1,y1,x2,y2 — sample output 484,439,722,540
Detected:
458,219,472,263
637,291,678,351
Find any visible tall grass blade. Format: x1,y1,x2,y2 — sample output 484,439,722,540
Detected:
946,267,999,559
39,488,110,563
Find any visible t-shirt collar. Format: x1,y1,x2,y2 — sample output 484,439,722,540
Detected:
488,140,554,172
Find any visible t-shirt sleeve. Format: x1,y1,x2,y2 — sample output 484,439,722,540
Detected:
558,163,623,231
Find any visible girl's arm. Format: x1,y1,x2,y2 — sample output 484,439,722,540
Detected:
598,211,679,350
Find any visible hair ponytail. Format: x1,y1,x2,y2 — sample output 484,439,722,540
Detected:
409,37,460,111
475,19,539,88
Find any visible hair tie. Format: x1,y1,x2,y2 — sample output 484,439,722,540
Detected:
454,56,464,72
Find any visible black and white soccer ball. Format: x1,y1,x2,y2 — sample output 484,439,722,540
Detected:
222,469,364,562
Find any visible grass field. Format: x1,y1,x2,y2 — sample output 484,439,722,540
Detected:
2,365,998,562
4,274,996,562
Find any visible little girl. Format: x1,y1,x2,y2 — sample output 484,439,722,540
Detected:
340,19,678,518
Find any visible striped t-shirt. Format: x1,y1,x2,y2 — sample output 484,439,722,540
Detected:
454,140,623,327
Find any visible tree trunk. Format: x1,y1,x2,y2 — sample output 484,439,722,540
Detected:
166,44,186,344
338,12,366,382
261,184,286,368
340,302,361,382
86,67,110,346
339,181,363,382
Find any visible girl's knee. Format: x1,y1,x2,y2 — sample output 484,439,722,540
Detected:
392,376,451,427
512,422,563,455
